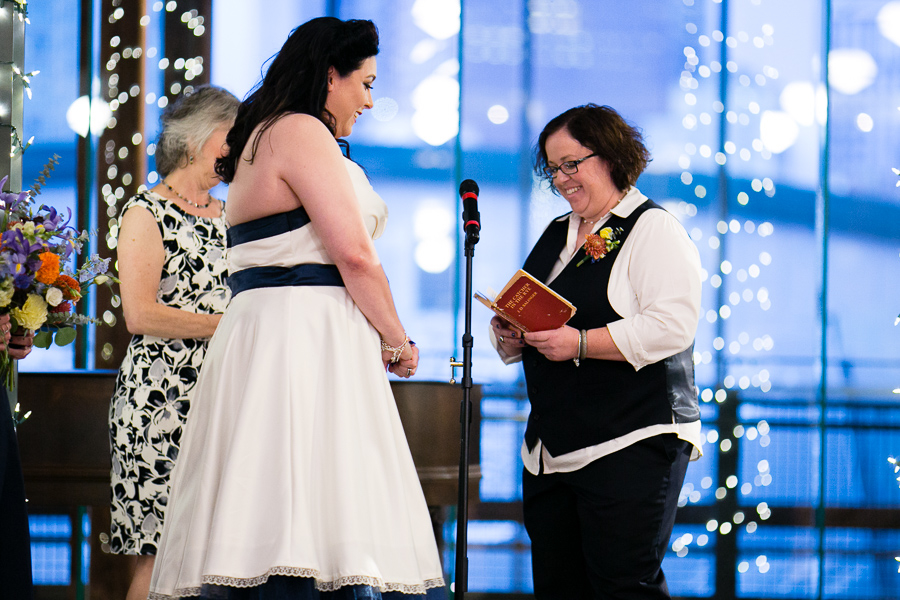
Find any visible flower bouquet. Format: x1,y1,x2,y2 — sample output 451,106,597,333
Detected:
0,159,118,389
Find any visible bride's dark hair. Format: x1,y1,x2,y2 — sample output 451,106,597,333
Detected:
215,17,379,183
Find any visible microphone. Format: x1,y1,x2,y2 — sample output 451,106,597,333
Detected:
459,179,480,244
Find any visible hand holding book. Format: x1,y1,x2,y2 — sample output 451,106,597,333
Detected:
475,269,576,333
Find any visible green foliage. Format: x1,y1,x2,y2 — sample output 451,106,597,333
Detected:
53,326,76,346
32,329,51,349
31,326,77,348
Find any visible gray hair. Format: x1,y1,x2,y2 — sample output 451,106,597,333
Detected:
154,85,240,177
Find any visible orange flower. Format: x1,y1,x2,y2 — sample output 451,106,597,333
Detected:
582,233,608,261
35,251,61,284
576,227,624,267
54,274,82,301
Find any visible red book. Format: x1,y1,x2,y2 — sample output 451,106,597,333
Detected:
475,269,576,333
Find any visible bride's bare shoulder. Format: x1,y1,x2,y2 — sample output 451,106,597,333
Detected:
249,114,337,162
270,113,331,138
268,115,340,166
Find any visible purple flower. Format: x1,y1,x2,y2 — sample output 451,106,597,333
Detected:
12,272,34,289
78,254,112,282
2,228,44,256
36,204,72,233
0,176,30,211
1,228,44,288
0,254,15,279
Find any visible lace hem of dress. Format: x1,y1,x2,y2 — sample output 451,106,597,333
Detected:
147,567,446,599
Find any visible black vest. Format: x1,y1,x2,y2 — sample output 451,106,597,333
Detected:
521,200,699,456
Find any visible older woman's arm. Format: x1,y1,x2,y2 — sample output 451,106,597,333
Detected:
117,206,222,339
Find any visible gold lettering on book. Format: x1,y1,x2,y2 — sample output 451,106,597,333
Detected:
515,291,538,313
503,282,532,309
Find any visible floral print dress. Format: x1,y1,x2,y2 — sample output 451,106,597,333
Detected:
108,191,229,555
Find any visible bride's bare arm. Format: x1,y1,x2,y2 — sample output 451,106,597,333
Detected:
269,115,413,362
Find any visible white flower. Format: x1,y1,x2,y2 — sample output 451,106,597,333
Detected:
93,275,108,285
45,286,64,307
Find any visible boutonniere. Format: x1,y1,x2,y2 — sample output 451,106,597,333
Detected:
576,226,624,267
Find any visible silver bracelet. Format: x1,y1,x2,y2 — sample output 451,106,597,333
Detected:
381,334,410,364
573,329,585,367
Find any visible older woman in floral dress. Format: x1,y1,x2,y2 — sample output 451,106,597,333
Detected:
108,85,238,600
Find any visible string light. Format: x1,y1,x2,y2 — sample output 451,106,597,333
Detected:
0,0,29,23
3,125,32,157
10,64,38,99
678,3,787,571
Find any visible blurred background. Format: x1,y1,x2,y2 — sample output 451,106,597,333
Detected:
7,0,900,597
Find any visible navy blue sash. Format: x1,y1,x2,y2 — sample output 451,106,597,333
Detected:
227,206,312,248
228,264,344,296
227,206,344,296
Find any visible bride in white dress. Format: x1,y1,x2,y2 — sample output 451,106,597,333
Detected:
148,17,446,600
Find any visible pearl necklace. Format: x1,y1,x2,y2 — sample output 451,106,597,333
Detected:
581,194,625,225
162,179,212,209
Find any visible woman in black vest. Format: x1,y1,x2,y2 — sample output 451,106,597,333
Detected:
491,104,703,599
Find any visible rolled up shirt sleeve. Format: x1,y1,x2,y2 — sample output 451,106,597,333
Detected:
606,209,702,370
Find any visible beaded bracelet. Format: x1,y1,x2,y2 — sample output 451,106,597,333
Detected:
381,334,410,364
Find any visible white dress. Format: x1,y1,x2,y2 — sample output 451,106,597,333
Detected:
148,158,446,599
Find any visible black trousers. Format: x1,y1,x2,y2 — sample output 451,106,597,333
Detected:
523,434,691,600
0,389,34,600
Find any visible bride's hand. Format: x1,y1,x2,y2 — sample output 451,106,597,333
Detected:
389,343,418,378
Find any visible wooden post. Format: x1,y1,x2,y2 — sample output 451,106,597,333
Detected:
93,0,147,370
92,0,211,370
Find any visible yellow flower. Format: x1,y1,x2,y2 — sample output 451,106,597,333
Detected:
0,277,13,309
11,293,48,331
599,227,613,240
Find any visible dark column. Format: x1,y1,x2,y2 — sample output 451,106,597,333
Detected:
94,0,147,370
715,390,740,597
75,0,95,369
162,0,212,101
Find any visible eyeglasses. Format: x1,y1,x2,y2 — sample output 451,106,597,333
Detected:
542,153,597,179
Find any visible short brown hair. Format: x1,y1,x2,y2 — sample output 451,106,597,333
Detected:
535,104,650,192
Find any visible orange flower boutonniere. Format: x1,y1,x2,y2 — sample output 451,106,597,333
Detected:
576,226,624,267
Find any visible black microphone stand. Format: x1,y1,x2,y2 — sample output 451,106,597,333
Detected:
454,225,478,600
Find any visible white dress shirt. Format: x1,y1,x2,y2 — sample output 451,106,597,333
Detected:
489,187,704,475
